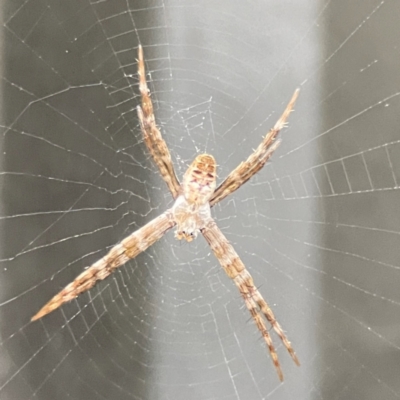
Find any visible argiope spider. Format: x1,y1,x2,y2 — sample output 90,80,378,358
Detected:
32,45,300,381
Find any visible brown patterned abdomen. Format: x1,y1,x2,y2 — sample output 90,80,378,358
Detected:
182,154,217,205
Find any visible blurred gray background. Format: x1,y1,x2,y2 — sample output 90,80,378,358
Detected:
1,1,400,399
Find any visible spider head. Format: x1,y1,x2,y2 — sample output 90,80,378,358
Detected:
182,154,217,205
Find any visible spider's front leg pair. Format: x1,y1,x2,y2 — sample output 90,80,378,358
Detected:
32,44,300,381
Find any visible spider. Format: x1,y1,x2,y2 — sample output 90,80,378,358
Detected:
32,45,300,381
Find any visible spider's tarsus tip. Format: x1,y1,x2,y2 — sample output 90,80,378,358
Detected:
277,370,284,382
138,44,143,58
291,88,300,102
31,311,42,322
31,304,54,321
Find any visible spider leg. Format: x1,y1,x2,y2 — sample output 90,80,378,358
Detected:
210,89,299,207
252,281,300,367
31,211,175,321
237,271,284,381
137,45,181,199
201,218,299,381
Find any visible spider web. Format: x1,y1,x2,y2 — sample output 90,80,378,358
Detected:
1,0,400,399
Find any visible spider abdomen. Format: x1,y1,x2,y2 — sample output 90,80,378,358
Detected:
182,154,217,205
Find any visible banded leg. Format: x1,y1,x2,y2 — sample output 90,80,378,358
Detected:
137,45,181,199
201,218,299,380
210,89,299,207
32,211,175,321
